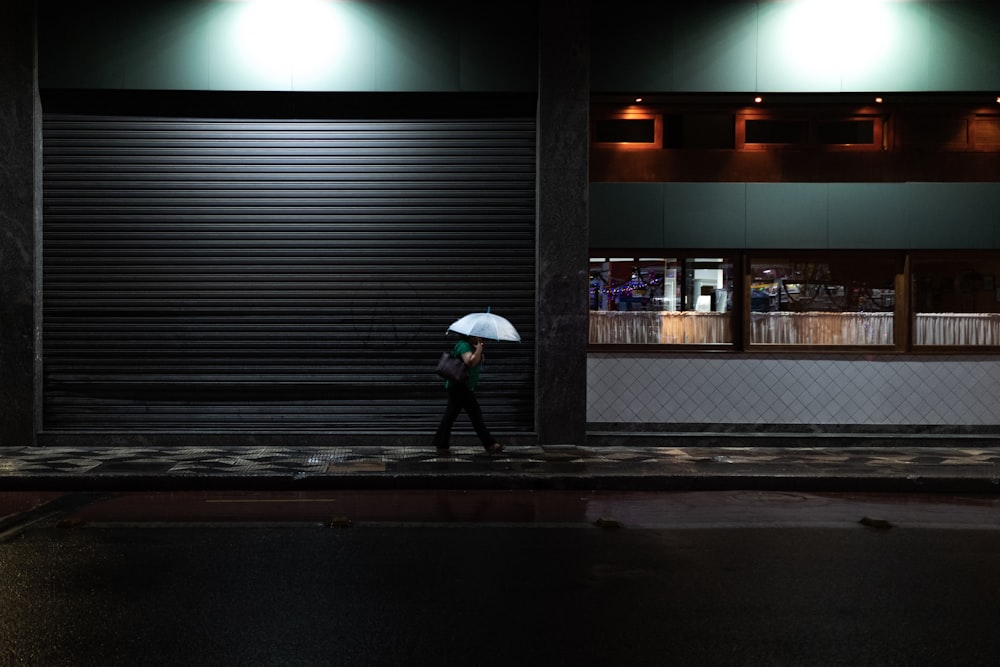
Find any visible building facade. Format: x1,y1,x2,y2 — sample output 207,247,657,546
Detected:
587,2,1000,440
1,1,998,449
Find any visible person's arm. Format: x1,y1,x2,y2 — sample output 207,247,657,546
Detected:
462,340,485,367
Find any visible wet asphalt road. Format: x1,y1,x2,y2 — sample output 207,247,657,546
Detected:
2,489,1000,666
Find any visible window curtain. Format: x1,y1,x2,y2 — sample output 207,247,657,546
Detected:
589,312,730,344
590,311,1000,346
750,312,893,345
915,313,1000,346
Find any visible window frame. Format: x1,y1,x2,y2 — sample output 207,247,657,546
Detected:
583,249,1000,355
590,110,663,150
587,251,740,351
736,111,885,152
743,250,907,353
909,250,1000,352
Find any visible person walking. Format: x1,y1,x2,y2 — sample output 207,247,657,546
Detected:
431,333,505,455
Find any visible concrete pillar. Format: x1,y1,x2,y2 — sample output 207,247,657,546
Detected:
0,1,39,446
536,0,589,445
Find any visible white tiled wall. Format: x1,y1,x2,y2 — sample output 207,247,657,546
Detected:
587,353,1000,426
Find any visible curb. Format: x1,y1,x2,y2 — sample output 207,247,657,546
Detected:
3,471,999,494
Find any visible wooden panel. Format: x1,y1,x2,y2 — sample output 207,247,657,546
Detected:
974,116,1000,149
896,116,969,150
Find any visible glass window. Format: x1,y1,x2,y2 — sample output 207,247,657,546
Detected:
817,120,874,145
594,118,656,143
591,112,662,149
587,251,1000,352
745,119,806,144
749,254,900,346
912,254,1000,347
589,255,734,345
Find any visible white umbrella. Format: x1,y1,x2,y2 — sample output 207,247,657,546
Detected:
447,311,521,342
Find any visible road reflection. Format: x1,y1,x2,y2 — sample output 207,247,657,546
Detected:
6,490,1000,529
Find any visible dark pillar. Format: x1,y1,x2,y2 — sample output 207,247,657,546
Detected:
536,0,589,445
0,1,39,446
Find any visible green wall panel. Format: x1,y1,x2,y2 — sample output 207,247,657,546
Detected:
460,5,538,92
671,3,757,93
840,2,930,93
39,1,138,88
589,1,1000,94
589,183,663,247
38,0,535,92
904,184,999,249
592,182,1000,250
369,3,459,91
39,1,1000,94
755,2,842,92
207,1,291,91
590,5,674,91
827,184,907,249
663,183,747,247
928,3,1000,91
286,2,380,91
121,2,212,90
746,184,828,248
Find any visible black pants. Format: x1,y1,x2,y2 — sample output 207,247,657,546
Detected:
431,382,495,449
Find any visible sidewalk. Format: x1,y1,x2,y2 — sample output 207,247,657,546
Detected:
3,442,1000,492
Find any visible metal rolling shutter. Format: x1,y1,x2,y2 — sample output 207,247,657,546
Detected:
42,110,536,435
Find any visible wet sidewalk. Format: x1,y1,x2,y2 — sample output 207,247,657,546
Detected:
2,442,1000,492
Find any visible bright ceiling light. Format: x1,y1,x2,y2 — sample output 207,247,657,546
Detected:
779,0,896,82
227,0,349,87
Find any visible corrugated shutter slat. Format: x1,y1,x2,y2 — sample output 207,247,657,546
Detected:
43,115,536,434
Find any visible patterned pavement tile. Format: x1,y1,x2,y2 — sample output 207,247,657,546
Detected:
1,444,999,489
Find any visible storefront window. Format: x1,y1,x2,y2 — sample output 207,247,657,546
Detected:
589,256,733,345
589,250,1000,351
912,254,1000,347
749,254,899,346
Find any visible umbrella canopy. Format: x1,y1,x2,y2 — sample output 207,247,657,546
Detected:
447,312,521,342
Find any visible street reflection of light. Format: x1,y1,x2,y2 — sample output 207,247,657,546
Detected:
227,0,349,86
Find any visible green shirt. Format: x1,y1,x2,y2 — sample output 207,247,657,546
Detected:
446,340,481,390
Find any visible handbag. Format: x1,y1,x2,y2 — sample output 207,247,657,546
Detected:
435,350,469,383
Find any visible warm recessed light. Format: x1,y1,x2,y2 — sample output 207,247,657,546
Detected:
875,96,883,103
634,97,643,103
754,96,763,104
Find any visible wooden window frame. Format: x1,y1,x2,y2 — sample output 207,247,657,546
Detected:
910,250,1000,352
591,111,663,150
736,111,884,152
744,250,906,353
